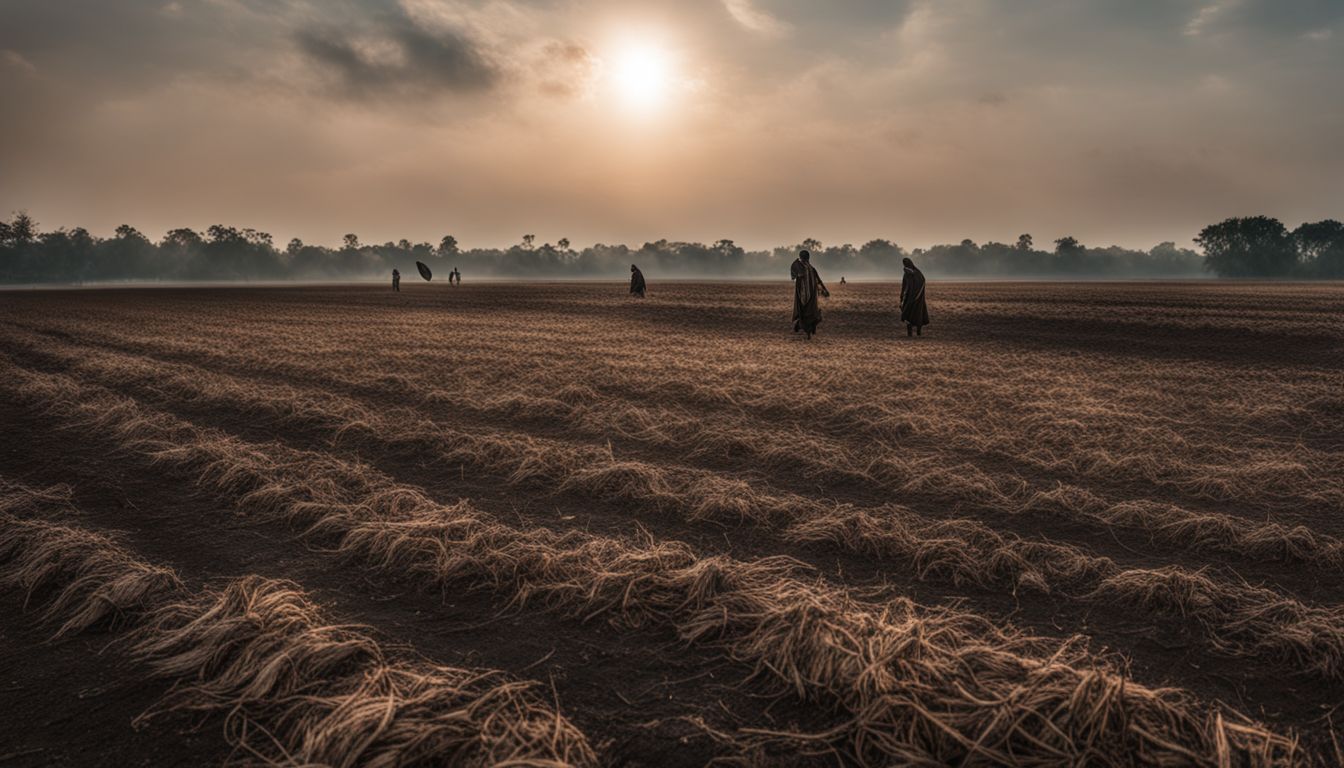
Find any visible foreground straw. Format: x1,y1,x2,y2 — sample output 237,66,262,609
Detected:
0,364,1308,765
0,481,597,768
8,337,1344,684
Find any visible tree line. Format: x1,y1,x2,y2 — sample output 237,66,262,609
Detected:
1,212,1340,284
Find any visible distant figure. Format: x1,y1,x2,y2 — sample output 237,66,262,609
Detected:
900,257,930,337
392,268,400,292
451,268,461,286
630,264,646,297
840,276,846,285
791,250,829,339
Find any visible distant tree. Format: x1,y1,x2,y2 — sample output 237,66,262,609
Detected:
342,233,360,250
557,237,570,251
243,228,273,247
438,235,459,255
287,238,304,256
1050,236,1087,274
396,238,412,251
1196,216,1296,277
6,211,37,244
1292,219,1344,278
161,228,202,249
1146,241,1203,275
1016,233,1033,251
114,224,148,242
801,237,822,254
858,239,904,272
521,234,536,250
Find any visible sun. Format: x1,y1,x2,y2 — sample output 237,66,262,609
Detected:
609,42,674,113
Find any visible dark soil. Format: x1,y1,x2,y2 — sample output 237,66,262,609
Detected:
2,281,1341,764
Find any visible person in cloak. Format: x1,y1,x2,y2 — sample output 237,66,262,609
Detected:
630,264,646,298
791,250,829,339
900,257,930,336
392,268,400,292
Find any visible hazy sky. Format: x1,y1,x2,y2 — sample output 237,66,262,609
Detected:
2,0,1341,250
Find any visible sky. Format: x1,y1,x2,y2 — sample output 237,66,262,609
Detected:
1,0,1341,251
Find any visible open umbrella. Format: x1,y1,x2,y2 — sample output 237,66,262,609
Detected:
416,261,433,281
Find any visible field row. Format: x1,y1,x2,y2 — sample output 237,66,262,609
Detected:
0,481,598,766
6,320,1340,592
0,352,1331,764
5,336,1344,688
13,307,1340,522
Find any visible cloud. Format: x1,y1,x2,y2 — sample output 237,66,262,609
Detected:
723,0,792,38
1,0,1342,251
1185,1,1235,36
295,10,499,98
1185,0,1344,37
535,42,599,99
1,49,37,75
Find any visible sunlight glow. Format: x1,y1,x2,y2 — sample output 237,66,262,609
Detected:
609,42,674,114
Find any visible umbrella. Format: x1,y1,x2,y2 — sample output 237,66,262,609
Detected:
416,261,433,281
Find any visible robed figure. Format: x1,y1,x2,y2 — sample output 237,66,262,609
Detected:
630,264,646,297
900,257,930,336
791,250,828,339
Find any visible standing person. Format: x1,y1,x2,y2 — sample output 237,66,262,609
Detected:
629,264,646,297
392,268,400,292
791,250,828,339
900,257,930,337
451,268,461,286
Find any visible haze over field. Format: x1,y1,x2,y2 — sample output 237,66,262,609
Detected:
3,0,1343,251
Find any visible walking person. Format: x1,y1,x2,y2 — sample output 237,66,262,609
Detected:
451,268,461,286
900,257,930,337
791,250,828,339
630,264,646,297
392,268,400,292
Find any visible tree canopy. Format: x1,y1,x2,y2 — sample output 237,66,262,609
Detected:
2,211,1339,284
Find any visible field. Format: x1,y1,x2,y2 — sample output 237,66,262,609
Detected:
1,280,1342,766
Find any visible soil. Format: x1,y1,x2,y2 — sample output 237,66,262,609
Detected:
2,281,1341,764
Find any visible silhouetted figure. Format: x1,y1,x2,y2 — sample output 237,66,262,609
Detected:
840,276,846,285
392,269,400,292
630,264,646,297
900,257,930,336
791,250,828,339
450,268,461,286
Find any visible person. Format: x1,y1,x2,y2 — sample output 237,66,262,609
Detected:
629,264,646,297
840,276,846,285
392,268,400,292
900,257,930,337
791,250,828,339
451,268,461,286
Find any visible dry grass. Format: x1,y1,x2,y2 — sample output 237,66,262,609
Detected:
1,281,1340,765
133,577,596,767
0,483,597,767
0,480,182,637
6,320,1339,576
7,343,1344,685
0,359,1310,765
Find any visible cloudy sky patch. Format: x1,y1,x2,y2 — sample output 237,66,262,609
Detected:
0,0,1340,249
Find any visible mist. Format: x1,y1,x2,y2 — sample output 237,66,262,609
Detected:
4,212,1342,285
